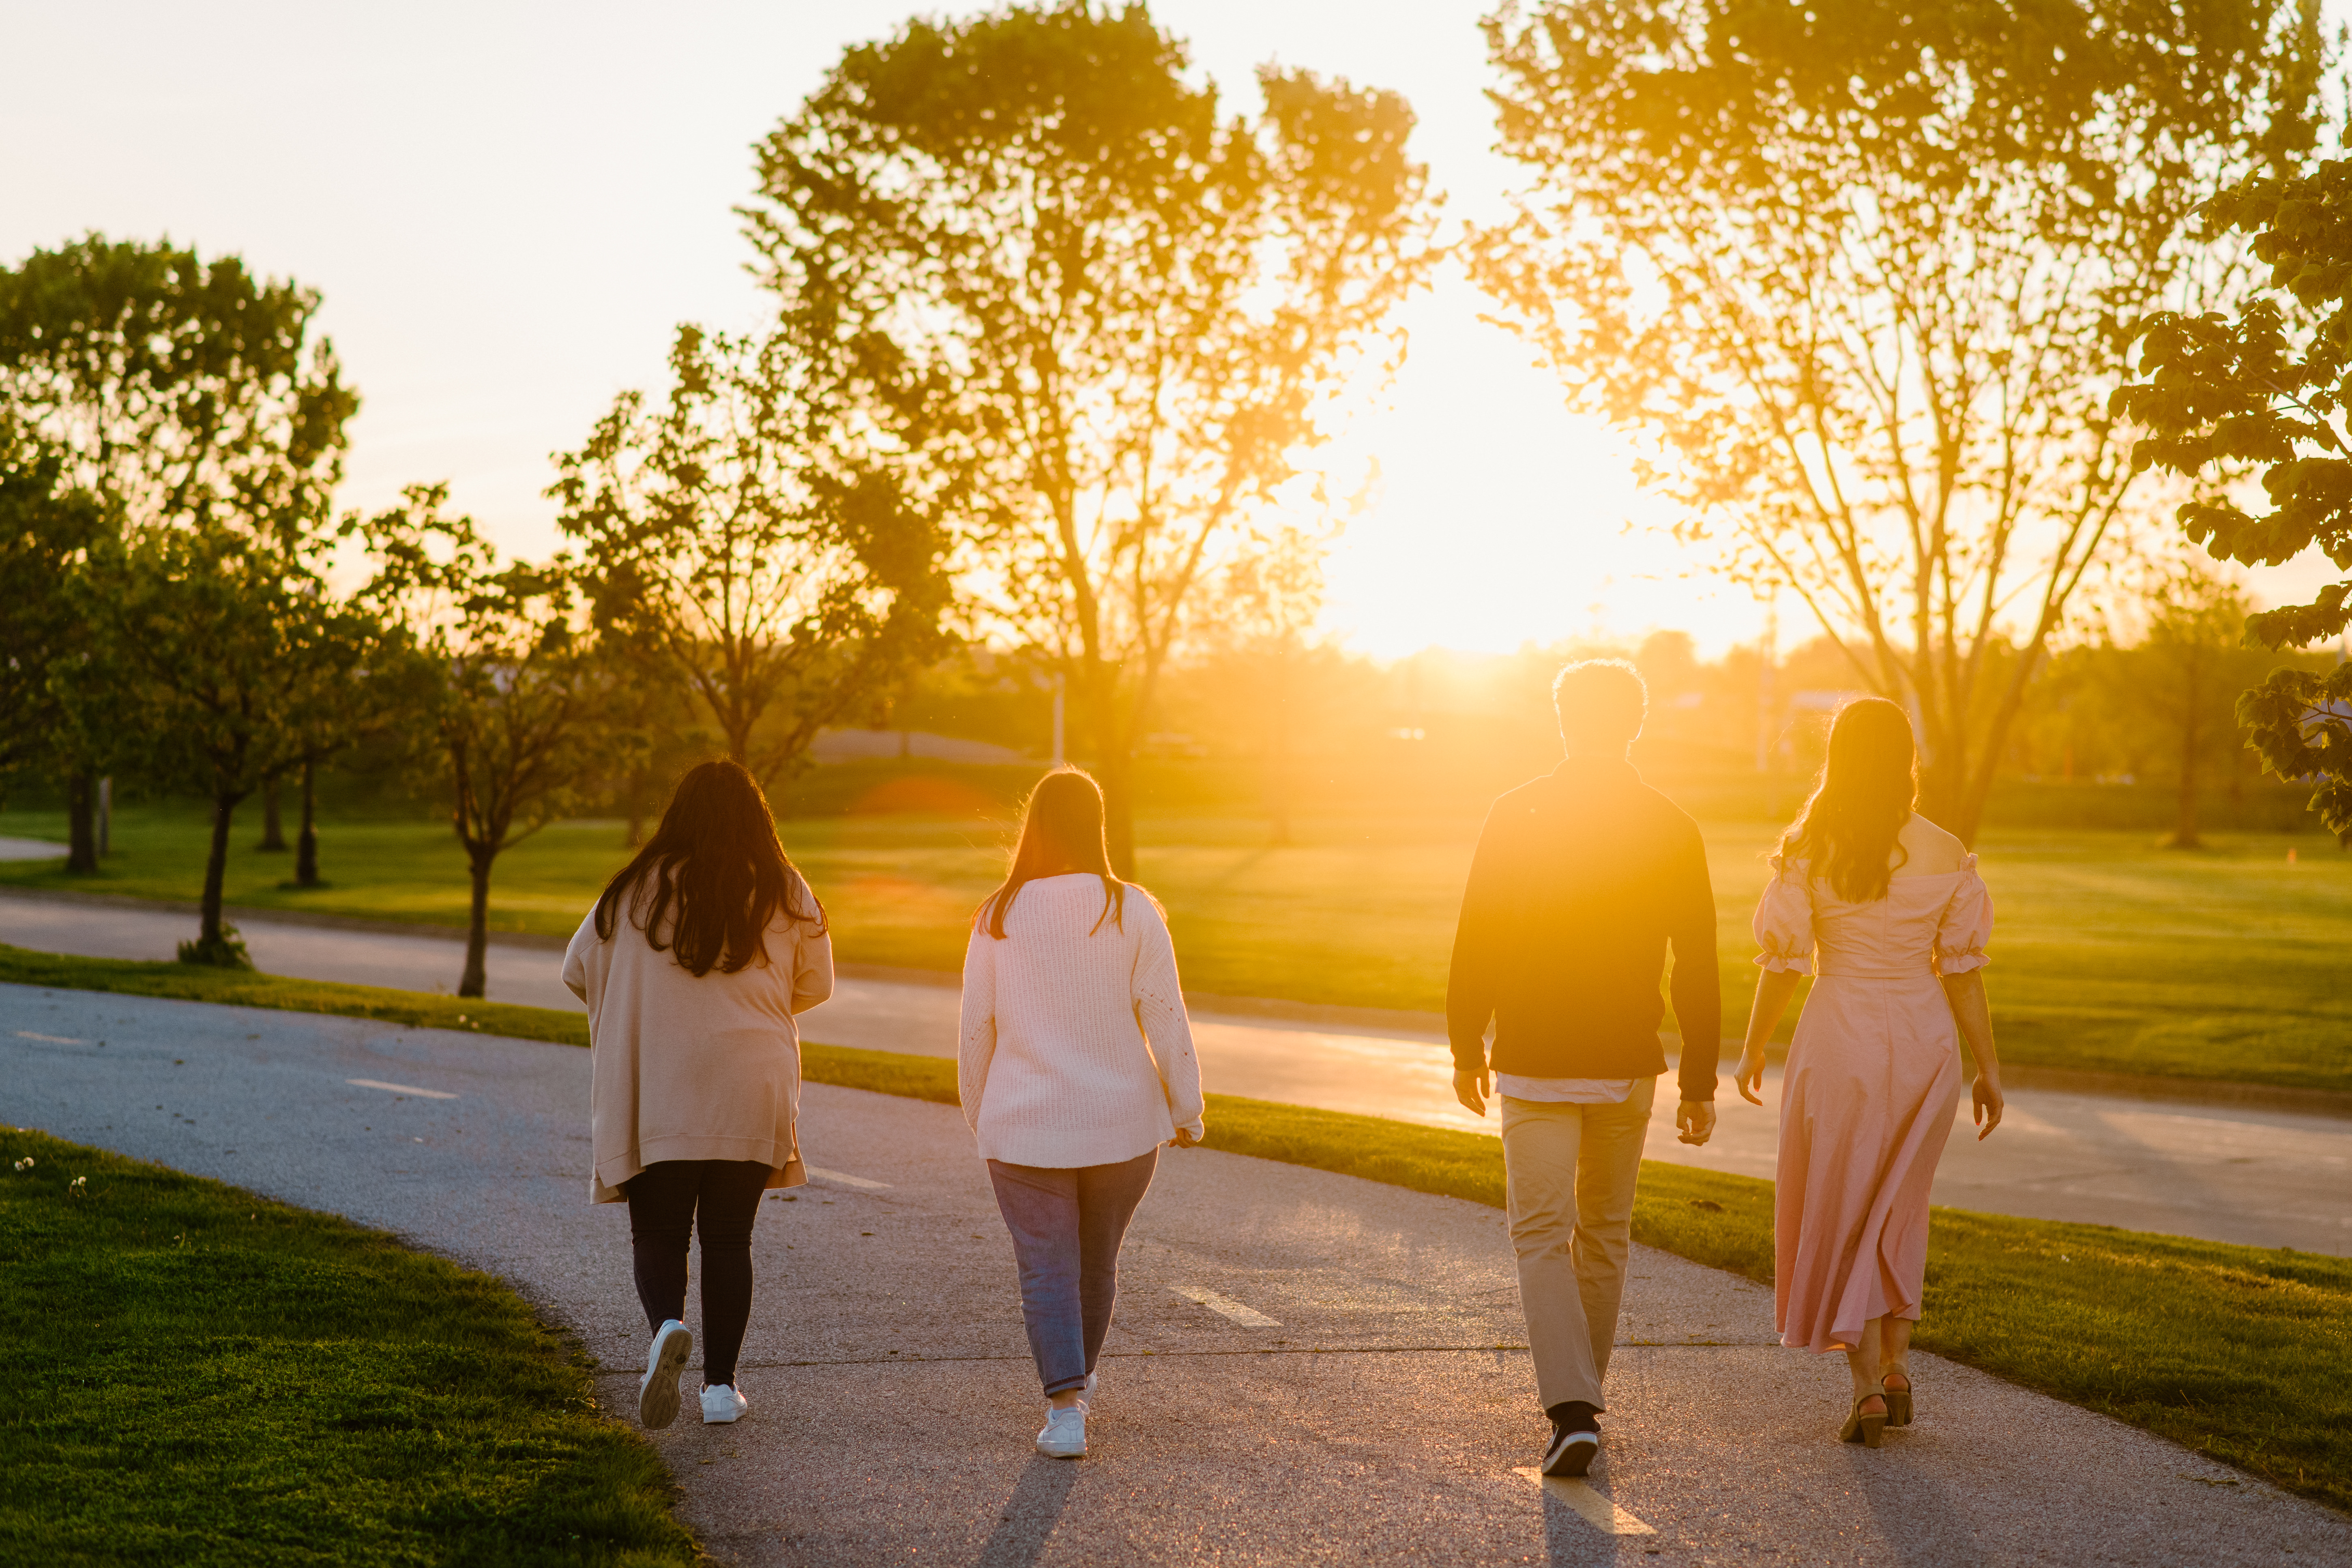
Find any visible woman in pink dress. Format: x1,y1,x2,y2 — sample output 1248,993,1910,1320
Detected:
1733,698,2005,1448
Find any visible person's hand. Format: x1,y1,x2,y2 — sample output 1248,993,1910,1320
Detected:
1453,1068,1490,1119
1166,1126,1202,1149
1675,1099,1717,1146
1971,1075,2004,1140
1734,1047,1768,1106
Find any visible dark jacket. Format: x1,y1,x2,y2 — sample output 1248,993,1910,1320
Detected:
1445,755,1722,1101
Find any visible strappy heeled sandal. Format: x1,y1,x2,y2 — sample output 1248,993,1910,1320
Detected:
1880,1372,1913,1428
1839,1393,1887,1448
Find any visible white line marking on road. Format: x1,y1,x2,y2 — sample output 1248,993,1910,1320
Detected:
16,1031,88,1044
807,1167,891,1189
1512,1468,1656,1535
346,1078,459,1100
1170,1285,1282,1327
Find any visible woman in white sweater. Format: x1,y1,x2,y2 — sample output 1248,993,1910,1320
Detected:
563,759,833,1433
959,769,1205,1460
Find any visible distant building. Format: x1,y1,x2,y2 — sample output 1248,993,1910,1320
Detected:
809,729,1032,766
1786,688,1868,716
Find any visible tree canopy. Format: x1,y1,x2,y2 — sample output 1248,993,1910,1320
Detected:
2117,153,2352,837
0,235,353,544
745,0,1438,869
552,324,953,789
1470,0,2325,840
0,433,105,779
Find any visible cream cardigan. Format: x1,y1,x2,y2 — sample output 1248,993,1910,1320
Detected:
958,875,1205,1168
563,887,834,1203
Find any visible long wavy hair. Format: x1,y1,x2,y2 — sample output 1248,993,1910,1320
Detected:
1781,697,1919,902
593,759,825,975
975,768,1135,940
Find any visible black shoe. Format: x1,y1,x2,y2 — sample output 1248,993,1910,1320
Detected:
1541,1402,1601,1477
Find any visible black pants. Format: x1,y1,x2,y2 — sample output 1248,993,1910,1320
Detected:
624,1159,770,1387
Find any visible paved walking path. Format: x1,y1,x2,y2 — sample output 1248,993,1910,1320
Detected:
5,889,2347,1255
4,984,2343,1565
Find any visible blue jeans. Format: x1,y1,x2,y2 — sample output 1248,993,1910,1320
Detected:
987,1148,1159,1396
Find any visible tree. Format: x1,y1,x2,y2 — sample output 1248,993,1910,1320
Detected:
2124,564,2275,847
746,2,1438,872
255,774,291,854
368,487,610,998
1208,523,1333,844
0,430,107,829
62,520,388,964
0,236,356,864
1468,0,2326,842
581,646,700,849
552,325,953,791
2117,156,2352,839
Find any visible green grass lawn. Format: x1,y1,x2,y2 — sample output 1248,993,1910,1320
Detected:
5,951,2343,1516
0,1124,694,1566
5,799,2348,1091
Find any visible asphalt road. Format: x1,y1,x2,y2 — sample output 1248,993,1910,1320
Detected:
5,889,2347,1255
5,984,2344,1566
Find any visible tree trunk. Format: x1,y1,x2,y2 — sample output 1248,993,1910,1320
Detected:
257,775,288,851
202,791,234,942
1919,754,1976,844
1268,646,1293,847
66,769,99,874
1098,747,1136,880
294,760,321,886
2170,708,2202,849
459,852,494,998
175,787,252,970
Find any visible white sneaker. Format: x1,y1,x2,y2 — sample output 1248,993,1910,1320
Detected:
1082,1370,1099,1407
1035,1405,1088,1459
700,1383,749,1424
637,1319,693,1430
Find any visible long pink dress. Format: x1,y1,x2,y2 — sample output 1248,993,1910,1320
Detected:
1752,852,1994,1352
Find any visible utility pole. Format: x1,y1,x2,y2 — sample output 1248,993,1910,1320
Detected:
1051,671,1066,769
1754,595,1779,774
97,776,111,858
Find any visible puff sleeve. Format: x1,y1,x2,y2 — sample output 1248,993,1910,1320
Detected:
1934,854,1994,976
1751,855,1816,974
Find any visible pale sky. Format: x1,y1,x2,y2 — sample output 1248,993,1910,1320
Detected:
1,2,2329,661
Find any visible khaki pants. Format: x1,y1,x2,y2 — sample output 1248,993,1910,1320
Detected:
1499,1076,1656,1412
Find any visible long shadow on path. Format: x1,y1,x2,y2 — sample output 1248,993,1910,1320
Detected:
975,1457,1083,1568
5,985,2347,1568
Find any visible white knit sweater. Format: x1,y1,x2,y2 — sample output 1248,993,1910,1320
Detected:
958,874,1206,1167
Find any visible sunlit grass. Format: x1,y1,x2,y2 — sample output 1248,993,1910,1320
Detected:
0,1124,694,1565
4,801,2347,1089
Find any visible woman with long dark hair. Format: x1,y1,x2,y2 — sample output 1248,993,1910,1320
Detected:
1734,698,2004,1448
562,758,833,1432
959,768,1204,1461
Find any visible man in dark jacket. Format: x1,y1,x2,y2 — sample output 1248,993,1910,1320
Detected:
1446,659,1721,1478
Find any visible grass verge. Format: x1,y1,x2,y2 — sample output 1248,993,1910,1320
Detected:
7,948,2346,1514
0,1126,695,1566
0,943,590,1047
12,801,2351,1093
